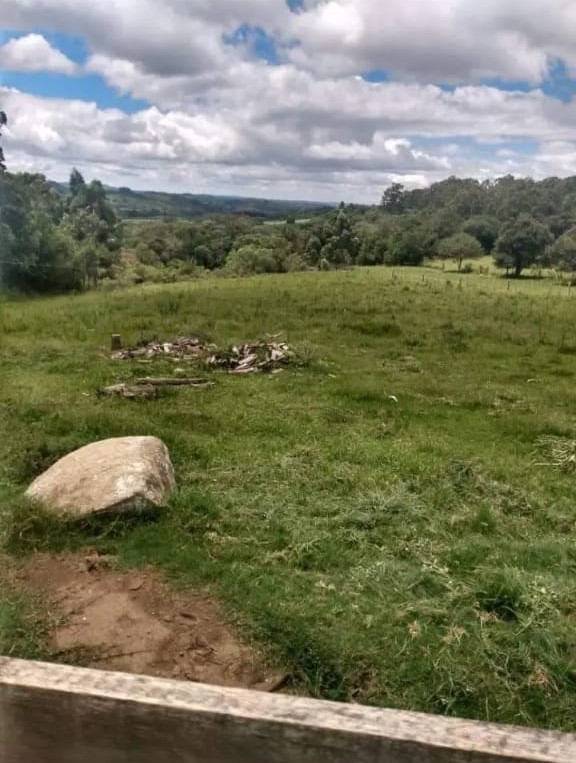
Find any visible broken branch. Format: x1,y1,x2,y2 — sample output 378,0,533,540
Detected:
135,378,213,388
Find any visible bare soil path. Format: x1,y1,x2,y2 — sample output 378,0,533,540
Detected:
17,552,284,691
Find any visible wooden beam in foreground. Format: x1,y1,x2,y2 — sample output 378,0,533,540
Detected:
1,658,575,763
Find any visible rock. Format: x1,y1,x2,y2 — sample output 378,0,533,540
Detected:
26,436,176,518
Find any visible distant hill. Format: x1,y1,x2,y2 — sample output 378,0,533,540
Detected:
51,181,336,221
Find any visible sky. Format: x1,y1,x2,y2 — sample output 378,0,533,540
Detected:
1,1,576,203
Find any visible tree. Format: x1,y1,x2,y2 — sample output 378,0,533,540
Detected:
65,169,122,282
381,183,406,214
462,216,500,252
544,231,576,273
385,225,432,266
427,208,463,241
304,233,322,266
355,219,393,266
494,214,553,278
0,221,15,284
0,110,7,172
69,168,86,198
302,208,360,269
437,232,484,272
0,171,114,292
490,176,540,221
0,172,83,292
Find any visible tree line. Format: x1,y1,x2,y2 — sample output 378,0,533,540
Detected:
3,101,576,291
125,178,576,283
380,177,576,277
0,113,122,292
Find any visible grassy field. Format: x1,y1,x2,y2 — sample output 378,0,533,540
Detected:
1,265,576,730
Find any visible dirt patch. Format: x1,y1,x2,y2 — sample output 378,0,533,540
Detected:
17,552,285,691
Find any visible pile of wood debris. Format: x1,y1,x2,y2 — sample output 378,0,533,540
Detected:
111,336,294,376
207,338,293,375
111,337,214,362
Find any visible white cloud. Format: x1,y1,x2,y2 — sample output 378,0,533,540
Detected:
3,77,576,202
1,0,576,200
1,0,565,85
287,0,576,83
304,135,451,172
0,0,265,79
0,33,77,74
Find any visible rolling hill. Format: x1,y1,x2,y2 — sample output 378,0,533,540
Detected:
51,181,336,221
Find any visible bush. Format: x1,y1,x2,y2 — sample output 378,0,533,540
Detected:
225,245,289,276
385,228,431,266
284,253,308,272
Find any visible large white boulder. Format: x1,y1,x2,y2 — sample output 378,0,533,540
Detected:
26,437,176,517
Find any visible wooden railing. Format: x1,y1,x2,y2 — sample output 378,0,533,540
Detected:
1,658,575,762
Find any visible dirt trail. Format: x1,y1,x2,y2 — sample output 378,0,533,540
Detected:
18,552,284,691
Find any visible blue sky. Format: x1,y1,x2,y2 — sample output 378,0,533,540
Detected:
1,0,576,202
0,31,147,112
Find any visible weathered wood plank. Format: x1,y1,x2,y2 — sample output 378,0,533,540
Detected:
1,658,575,763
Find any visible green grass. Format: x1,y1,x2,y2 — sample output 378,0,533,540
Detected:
0,562,47,660
2,266,576,729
